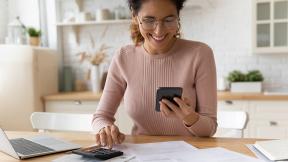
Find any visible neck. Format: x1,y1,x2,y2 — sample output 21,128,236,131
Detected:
143,38,177,55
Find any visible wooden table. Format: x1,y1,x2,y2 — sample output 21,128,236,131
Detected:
43,91,288,101
0,131,259,162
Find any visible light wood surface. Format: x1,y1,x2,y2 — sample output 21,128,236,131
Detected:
43,91,102,101
0,131,260,161
217,91,288,100
43,91,288,101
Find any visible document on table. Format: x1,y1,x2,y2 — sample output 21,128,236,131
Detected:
53,141,265,162
246,144,288,162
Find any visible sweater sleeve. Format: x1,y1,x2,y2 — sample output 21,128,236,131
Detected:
185,44,218,137
92,49,127,133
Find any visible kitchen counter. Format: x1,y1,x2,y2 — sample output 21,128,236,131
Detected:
43,91,288,101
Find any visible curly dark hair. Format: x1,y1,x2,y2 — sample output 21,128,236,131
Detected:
128,0,186,15
128,0,186,45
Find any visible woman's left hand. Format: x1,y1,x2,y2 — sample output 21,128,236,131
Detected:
160,97,199,126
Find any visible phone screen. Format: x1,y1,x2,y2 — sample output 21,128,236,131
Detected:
155,87,183,112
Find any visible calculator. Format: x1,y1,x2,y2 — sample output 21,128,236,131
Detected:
72,146,123,160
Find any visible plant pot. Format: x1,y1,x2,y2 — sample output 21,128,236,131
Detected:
230,82,262,93
29,37,40,46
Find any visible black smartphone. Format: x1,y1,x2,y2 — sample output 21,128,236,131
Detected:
155,87,183,112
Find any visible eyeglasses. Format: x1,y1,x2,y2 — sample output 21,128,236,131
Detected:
137,16,179,31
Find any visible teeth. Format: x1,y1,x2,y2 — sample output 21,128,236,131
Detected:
152,35,165,41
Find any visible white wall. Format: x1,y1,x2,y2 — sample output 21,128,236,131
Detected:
58,0,288,87
181,0,288,87
8,0,40,28
0,0,8,43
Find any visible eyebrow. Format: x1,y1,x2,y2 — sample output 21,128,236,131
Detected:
142,14,176,19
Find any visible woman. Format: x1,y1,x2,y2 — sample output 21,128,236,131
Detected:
92,0,217,148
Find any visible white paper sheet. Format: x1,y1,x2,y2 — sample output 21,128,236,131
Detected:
132,147,265,162
246,144,288,162
53,141,265,162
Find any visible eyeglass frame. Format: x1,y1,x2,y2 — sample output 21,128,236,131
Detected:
137,15,180,31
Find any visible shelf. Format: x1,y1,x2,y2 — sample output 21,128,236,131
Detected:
56,19,131,26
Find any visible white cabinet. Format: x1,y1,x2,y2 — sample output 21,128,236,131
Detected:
253,0,288,54
218,100,288,139
248,101,288,139
45,100,133,134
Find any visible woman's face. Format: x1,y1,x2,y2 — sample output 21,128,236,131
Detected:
137,0,179,54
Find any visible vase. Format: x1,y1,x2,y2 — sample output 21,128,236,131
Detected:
230,82,262,93
29,37,40,46
90,65,101,93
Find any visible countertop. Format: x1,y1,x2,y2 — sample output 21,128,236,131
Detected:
43,91,288,101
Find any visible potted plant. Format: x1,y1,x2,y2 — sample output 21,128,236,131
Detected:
27,27,41,46
227,70,264,93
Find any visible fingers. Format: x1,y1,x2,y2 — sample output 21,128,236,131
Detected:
95,133,100,146
160,101,173,117
96,125,124,149
105,126,113,149
111,125,120,144
99,128,107,147
161,99,179,113
183,97,191,106
118,133,125,143
173,97,187,108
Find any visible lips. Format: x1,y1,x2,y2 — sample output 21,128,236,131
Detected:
149,34,167,42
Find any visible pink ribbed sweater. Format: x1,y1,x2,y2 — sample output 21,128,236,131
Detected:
92,39,217,137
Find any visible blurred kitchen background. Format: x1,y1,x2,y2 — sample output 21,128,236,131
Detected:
1,0,288,139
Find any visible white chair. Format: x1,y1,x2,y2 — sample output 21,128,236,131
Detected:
214,111,248,138
30,112,94,132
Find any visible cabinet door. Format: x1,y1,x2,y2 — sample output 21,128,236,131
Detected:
45,100,99,113
248,120,288,139
247,101,288,138
256,2,271,48
217,100,248,111
249,101,288,120
274,1,288,47
253,0,288,53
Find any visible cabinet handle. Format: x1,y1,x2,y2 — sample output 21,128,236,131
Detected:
74,100,82,105
225,100,233,105
269,121,278,126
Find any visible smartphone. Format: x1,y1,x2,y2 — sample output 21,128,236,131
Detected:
155,87,183,112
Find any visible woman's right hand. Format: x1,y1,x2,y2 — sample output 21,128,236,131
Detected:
95,124,125,149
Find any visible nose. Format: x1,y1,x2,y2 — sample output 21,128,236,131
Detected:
154,22,165,35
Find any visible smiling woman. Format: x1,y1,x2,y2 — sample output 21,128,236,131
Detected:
92,0,217,149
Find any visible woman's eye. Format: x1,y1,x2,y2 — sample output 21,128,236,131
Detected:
143,19,155,23
165,18,175,22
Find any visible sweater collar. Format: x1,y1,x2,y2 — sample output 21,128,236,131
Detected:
140,38,179,59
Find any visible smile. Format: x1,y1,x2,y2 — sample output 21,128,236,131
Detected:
149,34,167,42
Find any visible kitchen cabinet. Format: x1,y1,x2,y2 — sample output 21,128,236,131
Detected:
253,0,288,54
0,45,58,131
219,100,288,139
45,99,134,134
44,91,288,138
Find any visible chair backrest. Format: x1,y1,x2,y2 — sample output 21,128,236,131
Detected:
215,111,248,138
30,112,94,132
